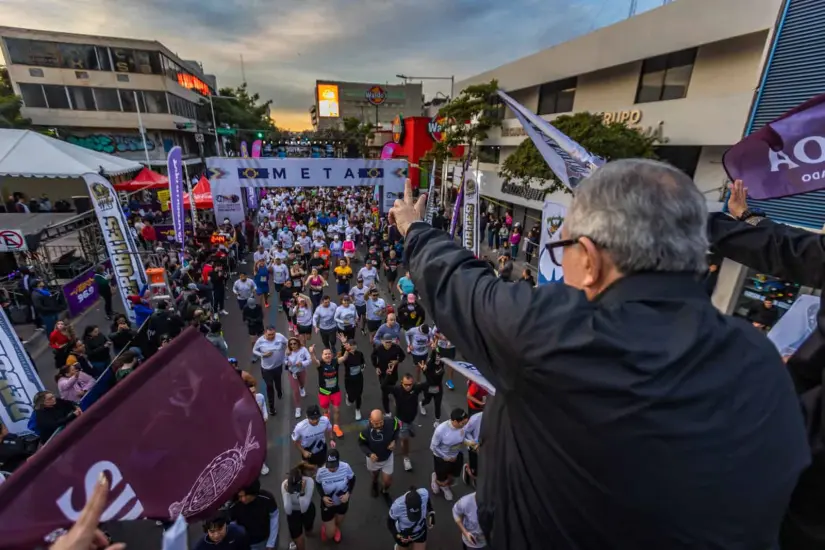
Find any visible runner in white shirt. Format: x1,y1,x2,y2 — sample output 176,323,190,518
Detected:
430,408,470,501
349,279,369,335
287,337,312,417
406,324,433,380
365,287,387,342
315,449,355,543
292,404,335,469
252,327,289,415
462,411,483,487
295,222,308,235
312,237,327,251
271,245,288,262
358,263,379,289
253,245,270,265
453,492,486,548
312,227,326,240
259,231,275,250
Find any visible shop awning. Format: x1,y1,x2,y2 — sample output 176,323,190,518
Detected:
113,168,169,191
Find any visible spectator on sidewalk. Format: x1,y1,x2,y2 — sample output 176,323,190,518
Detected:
32,280,62,335
49,320,74,368
93,266,114,320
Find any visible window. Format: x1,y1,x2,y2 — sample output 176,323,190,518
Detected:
18,83,47,108
58,43,98,70
75,71,89,80
167,93,197,119
43,85,70,109
119,89,146,113
636,48,696,103
478,146,500,164
96,47,112,71
538,77,577,115
109,48,162,74
143,90,168,114
94,88,121,111
116,74,130,82
67,87,96,110
5,38,60,67
28,68,44,77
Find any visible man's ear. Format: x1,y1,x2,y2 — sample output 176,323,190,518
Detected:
578,236,603,289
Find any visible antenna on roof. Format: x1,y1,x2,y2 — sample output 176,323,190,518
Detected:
240,54,247,85
628,0,638,17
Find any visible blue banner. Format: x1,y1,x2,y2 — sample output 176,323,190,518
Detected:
166,146,185,258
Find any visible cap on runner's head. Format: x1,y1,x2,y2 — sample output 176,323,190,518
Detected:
357,277,364,282
450,408,469,422
407,293,416,303
381,332,394,342
404,489,423,522
326,448,340,468
307,404,322,419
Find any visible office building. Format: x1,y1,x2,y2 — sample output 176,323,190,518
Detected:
310,80,423,131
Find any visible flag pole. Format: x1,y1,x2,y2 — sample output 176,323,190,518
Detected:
134,91,152,168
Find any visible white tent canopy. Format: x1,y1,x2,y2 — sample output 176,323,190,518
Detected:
0,129,142,178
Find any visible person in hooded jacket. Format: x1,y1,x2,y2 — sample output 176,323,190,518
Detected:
129,295,153,328
148,301,184,345
397,294,425,331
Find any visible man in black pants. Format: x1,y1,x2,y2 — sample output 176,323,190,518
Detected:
93,266,114,319
383,373,429,472
371,333,406,414
339,338,366,421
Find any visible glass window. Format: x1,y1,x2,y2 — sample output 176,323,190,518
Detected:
43,85,70,109
119,90,146,113
67,86,96,110
478,146,500,164
18,83,47,108
5,38,60,67
94,88,121,111
538,78,577,115
144,90,168,114
110,48,136,73
96,47,112,71
58,43,98,70
636,48,696,103
28,68,44,77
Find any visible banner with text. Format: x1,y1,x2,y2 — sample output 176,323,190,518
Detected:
442,358,496,396
463,170,480,255
0,307,45,434
424,161,437,225
538,201,567,285
724,93,825,199
63,259,113,318
449,156,471,239
167,146,185,257
83,173,148,322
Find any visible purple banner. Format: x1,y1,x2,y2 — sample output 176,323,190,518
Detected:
63,260,113,318
246,187,258,210
154,224,194,242
449,156,471,239
167,147,185,259
724,93,825,200
240,141,249,158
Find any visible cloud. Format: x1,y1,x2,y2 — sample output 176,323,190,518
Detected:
2,0,659,130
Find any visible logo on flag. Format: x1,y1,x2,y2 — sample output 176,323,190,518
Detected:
89,182,115,210
238,167,269,179
359,168,384,178
208,167,228,180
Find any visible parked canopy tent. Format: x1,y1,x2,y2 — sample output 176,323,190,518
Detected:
184,176,212,209
0,129,142,178
113,167,168,191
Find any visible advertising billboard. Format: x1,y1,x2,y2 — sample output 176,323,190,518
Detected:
318,84,340,117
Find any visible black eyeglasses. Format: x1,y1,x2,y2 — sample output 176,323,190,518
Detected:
545,236,602,266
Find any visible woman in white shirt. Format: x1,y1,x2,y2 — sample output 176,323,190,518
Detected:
281,465,316,550
291,294,313,347
286,337,312,418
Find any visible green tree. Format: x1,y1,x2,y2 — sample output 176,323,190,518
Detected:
342,117,374,158
499,111,659,194
429,80,502,162
0,67,31,129
206,83,282,140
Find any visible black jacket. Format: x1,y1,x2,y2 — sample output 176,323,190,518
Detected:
708,212,825,548
358,416,400,462
405,221,809,550
396,302,425,331
382,379,427,423
371,344,406,376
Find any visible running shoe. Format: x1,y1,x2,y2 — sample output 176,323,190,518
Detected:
261,463,270,476
419,404,427,416
430,472,440,494
289,543,297,550
299,387,306,398
442,485,454,501
295,407,301,418
333,424,344,438
433,420,440,428
355,409,362,421
220,310,229,315
461,463,470,485
446,380,455,390
333,529,342,543
403,457,412,471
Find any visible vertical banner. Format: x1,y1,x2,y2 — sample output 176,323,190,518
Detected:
537,201,567,285
251,140,262,159
167,146,185,255
245,186,258,210
0,307,45,434
240,141,249,158
424,160,437,225
209,179,246,226
83,173,148,322
462,172,479,255
449,156,471,239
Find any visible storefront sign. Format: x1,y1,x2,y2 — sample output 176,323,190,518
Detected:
428,115,445,142
63,260,113,318
392,115,405,145
67,134,155,154
501,182,548,202
0,229,27,252
176,73,211,96
602,110,643,125
501,127,527,138
366,85,387,106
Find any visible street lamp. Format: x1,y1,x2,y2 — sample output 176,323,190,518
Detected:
396,74,455,101
208,93,242,157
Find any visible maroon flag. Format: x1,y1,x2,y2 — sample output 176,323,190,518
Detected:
724,93,825,200
0,328,266,550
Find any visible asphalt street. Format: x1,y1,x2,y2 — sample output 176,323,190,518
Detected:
100,251,476,550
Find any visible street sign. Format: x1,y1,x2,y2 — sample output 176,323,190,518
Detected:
216,128,237,136
0,229,27,252
194,133,204,143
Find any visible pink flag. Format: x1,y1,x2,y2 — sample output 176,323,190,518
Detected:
251,140,263,159
0,328,266,549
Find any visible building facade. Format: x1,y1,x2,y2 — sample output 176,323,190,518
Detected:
310,80,423,131
0,26,216,166
455,0,783,227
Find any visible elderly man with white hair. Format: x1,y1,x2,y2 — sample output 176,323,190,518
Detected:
390,159,810,550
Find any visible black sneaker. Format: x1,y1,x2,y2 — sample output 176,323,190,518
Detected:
268,404,276,416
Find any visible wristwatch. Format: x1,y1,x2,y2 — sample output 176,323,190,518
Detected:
738,209,766,226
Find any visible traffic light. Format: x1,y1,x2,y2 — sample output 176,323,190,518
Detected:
256,132,264,138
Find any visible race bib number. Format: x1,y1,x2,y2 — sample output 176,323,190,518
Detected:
428,386,441,394
325,378,337,389
349,365,362,376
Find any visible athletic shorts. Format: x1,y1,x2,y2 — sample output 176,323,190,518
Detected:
366,319,382,333
355,304,367,317
338,326,356,340
437,347,457,360
433,453,464,482
307,447,328,467
366,454,394,475
298,324,312,335
319,391,342,410
398,421,414,439
256,288,268,296
248,323,264,337
385,272,398,282
286,503,315,540
412,353,428,366
395,529,427,547
320,501,349,522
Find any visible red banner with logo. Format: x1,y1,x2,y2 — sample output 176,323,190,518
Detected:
0,328,266,549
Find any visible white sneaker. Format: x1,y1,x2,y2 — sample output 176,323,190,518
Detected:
299,387,306,398
403,457,412,471
295,407,301,418
433,420,440,428
430,472,440,494
289,543,297,550
220,310,229,315
261,463,270,475
419,404,427,416
442,484,454,501
355,409,362,421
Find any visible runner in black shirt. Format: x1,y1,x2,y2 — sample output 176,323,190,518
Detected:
230,479,279,550
383,373,429,472
419,351,446,426
337,335,365,421
279,280,297,334
383,250,401,302
311,347,345,438
378,234,393,261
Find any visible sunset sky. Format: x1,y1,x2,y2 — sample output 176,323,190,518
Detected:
2,0,664,130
